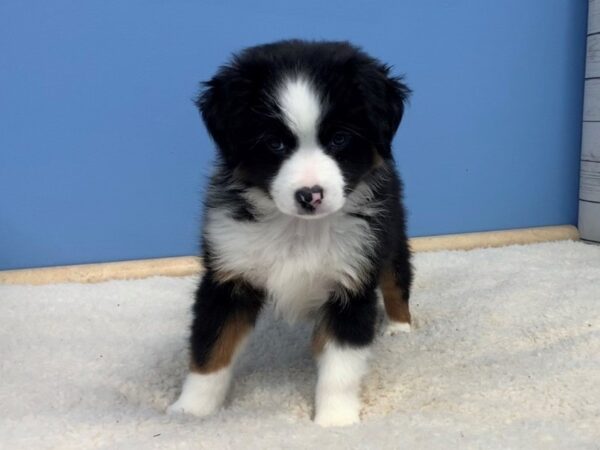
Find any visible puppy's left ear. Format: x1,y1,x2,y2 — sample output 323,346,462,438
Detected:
361,64,411,157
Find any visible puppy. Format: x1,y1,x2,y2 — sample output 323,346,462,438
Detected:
168,40,413,427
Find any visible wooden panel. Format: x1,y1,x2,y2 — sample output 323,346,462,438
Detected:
589,0,600,34
583,79,600,121
579,201,600,242
581,122,600,161
586,34,600,78
580,160,600,202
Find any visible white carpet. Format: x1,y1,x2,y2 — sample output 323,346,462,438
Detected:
1,241,599,449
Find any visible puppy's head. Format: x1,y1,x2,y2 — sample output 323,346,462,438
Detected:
199,40,409,219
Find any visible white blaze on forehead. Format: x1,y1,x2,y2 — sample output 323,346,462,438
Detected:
277,77,322,143
270,76,345,219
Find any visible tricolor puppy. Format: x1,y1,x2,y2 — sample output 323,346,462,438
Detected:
168,40,413,427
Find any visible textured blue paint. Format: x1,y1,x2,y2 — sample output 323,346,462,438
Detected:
0,1,587,270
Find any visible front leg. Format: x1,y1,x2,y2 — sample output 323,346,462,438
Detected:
312,286,378,427
168,271,263,417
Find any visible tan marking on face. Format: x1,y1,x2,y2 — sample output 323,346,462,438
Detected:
191,313,252,374
212,268,238,284
372,148,385,168
379,268,411,324
231,165,248,182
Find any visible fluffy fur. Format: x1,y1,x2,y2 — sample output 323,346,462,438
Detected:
169,39,413,426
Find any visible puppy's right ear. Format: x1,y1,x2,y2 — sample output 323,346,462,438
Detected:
196,65,250,165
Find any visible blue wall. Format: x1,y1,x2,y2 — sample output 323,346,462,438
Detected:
0,1,588,270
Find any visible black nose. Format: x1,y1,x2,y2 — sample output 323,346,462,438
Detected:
294,185,324,211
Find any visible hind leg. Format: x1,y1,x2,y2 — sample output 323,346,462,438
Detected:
380,242,413,334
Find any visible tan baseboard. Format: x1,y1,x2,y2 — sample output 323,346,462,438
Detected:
0,256,202,286
409,224,579,252
0,225,579,285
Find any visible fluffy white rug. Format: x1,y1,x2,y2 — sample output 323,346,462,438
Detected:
1,241,599,449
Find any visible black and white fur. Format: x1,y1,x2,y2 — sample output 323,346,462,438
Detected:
168,40,413,427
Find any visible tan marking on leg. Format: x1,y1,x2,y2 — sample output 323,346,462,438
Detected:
191,314,252,374
312,320,330,356
380,269,411,324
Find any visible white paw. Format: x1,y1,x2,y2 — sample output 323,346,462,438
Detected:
167,370,231,418
166,397,219,418
314,407,360,427
314,343,368,427
384,320,411,336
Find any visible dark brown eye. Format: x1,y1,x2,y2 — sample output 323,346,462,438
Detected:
328,131,351,150
265,136,286,153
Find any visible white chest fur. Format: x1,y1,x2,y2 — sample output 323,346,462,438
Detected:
205,207,375,322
